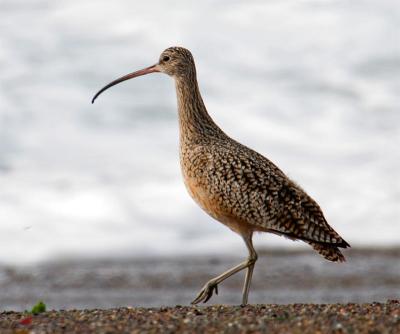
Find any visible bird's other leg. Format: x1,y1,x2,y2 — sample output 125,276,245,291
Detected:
241,234,257,306
191,233,257,305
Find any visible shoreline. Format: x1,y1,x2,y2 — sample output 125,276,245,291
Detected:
1,247,399,311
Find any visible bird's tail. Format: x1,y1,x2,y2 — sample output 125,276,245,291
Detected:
306,241,346,262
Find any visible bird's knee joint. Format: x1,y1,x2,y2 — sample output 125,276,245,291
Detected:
248,253,258,265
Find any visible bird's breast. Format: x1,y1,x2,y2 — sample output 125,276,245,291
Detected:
182,172,261,236
179,144,258,236
180,147,221,219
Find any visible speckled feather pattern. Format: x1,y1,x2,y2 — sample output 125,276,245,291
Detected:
163,47,350,262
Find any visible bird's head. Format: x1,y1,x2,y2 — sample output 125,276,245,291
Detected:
92,46,195,103
157,47,196,77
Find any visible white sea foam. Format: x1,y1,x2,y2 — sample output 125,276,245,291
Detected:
0,0,399,263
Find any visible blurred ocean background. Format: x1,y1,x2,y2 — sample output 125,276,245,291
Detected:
0,0,399,265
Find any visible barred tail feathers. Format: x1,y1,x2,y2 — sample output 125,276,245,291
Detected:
306,241,346,262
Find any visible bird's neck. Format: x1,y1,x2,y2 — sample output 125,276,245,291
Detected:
174,75,223,144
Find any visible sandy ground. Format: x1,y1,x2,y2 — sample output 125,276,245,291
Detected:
1,301,400,333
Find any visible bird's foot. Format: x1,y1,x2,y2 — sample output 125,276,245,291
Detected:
191,280,219,304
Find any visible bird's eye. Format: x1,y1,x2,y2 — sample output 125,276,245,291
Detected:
163,56,170,62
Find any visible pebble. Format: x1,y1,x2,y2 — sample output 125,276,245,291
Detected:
0,301,399,334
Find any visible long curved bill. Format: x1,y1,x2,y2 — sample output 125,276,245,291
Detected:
91,64,159,104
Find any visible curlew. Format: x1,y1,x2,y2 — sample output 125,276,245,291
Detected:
92,47,350,305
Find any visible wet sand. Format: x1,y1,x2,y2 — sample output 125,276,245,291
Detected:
0,248,399,311
1,301,400,333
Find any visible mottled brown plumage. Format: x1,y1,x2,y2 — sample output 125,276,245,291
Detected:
92,46,350,305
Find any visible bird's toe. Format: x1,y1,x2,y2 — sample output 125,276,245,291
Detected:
191,282,218,305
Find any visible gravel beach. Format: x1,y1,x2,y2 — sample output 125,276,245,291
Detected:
1,301,400,333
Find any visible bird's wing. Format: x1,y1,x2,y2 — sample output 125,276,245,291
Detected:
207,142,349,248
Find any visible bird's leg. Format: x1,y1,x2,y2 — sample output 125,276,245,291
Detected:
191,261,249,305
191,234,257,305
241,235,257,306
